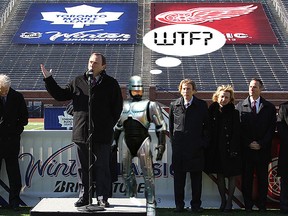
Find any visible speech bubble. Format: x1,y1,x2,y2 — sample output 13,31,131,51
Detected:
150,69,162,74
155,57,182,67
143,24,226,57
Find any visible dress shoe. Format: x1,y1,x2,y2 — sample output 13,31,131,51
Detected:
97,200,110,208
74,197,89,207
219,202,226,212
173,207,187,213
12,204,20,211
223,208,232,213
191,207,204,213
280,209,288,214
8,202,20,211
245,208,253,213
258,207,266,212
223,203,232,213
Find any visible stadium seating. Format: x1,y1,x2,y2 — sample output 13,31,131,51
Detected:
0,0,287,94
0,0,137,90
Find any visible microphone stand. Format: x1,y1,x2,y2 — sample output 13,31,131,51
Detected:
78,71,104,212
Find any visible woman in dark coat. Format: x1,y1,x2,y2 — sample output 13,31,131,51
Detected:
205,85,241,212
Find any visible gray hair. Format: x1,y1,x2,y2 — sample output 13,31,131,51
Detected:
0,74,11,88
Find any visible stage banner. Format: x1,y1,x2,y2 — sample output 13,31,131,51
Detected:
12,3,138,44
151,3,279,44
0,109,281,209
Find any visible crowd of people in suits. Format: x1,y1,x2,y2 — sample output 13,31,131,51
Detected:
169,77,287,214
1,54,287,215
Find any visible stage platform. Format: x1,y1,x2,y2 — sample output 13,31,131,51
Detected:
30,198,147,216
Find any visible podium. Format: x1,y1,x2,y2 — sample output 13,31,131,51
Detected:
30,198,147,216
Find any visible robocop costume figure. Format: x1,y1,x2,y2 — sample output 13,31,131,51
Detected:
114,76,166,216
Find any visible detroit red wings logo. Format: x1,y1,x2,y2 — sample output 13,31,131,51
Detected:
155,4,257,25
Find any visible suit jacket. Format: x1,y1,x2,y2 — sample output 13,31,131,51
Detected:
277,101,288,177
0,88,28,157
235,96,276,162
0,88,28,137
169,96,209,172
44,71,123,144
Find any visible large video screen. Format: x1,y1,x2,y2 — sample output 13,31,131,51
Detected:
12,3,138,44
151,3,279,44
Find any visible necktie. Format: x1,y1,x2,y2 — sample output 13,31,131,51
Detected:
1,97,5,106
252,101,256,113
185,102,190,109
92,78,97,86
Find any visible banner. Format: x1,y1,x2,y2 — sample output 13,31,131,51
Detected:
44,107,73,130
0,109,281,208
151,3,279,44
12,3,138,44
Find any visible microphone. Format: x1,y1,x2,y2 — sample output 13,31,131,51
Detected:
85,69,93,77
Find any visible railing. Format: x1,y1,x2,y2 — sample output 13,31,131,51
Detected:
271,0,288,33
0,0,17,29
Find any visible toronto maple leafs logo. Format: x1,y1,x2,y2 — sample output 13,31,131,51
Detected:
155,4,257,25
41,4,123,28
58,111,73,129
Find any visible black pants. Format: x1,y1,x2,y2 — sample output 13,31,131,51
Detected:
0,136,22,206
242,151,268,210
280,176,288,212
75,142,111,201
173,169,202,209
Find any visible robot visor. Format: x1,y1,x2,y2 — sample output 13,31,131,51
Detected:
131,85,143,91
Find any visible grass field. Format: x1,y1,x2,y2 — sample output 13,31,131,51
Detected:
24,118,44,130
0,207,283,216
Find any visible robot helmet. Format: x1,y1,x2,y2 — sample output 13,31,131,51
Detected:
129,76,143,100
128,76,143,91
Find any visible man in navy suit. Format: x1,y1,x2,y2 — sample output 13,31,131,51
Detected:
236,78,276,212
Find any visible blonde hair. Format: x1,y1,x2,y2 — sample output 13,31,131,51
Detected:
212,85,235,103
178,79,197,92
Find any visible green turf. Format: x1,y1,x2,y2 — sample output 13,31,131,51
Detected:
24,121,44,130
0,207,283,216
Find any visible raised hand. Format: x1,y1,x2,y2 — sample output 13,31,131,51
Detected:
40,64,52,78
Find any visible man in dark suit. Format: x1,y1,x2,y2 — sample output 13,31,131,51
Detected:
40,52,123,208
0,74,28,210
169,79,209,213
277,101,288,214
236,78,276,212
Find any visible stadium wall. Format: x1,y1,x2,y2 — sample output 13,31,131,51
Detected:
20,87,288,118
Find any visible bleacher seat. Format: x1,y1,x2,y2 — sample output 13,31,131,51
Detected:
0,0,287,93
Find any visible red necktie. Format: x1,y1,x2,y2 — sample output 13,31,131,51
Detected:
252,101,256,113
